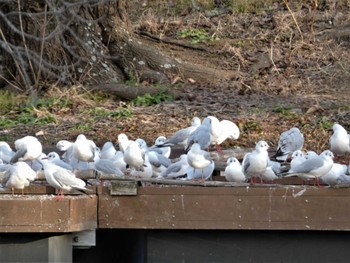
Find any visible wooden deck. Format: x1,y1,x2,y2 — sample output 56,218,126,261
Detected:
1,177,350,233
0,185,97,233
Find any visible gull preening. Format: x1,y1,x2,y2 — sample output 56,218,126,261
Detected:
10,135,43,164
209,118,240,152
274,127,304,161
1,162,37,194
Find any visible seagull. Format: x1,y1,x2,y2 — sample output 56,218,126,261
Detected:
0,159,11,172
147,150,171,177
116,133,133,153
210,119,240,152
224,157,246,183
93,147,124,177
329,123,350,156
72,134,96,169
112,151,127,173
0,141,15,163
261,166,280,183
148,136,171,158
305,150,318,160
47,152,74,171
123,141,146,172
273,127,304,161
39,157,90,200
130,154,153,179
242,140,270,184
157,117,201,149
186,116,218,151
10,135,43,164
320,163,348,186
290,150,307,170
1,161,37,195
56,140,74,162
187,142,212,181
285,150,334,186
160,154,190,179
136,138,171,177
99,141,117,160
185,160,214,181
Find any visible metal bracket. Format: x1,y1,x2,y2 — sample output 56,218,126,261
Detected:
71,230,96,248
110,180,138,196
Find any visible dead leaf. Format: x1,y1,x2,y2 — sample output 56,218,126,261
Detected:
35,130,47,136
187,78,196,84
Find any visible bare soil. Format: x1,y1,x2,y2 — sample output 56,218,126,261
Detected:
2,1,350,156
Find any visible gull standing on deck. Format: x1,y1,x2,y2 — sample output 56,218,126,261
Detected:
157,117,201,149
274,127,304,161
93,147,124,177
290,150,307,170
186,116,220,151
72,134,96,170
99,141,117,160
39,157,90,200
136,138,171,177
47,152,74,171
1,161,37,195
329,123,350,156
117,133,133,153
148,136,171,158
320,162,350,186
209,118,240,153
224,157,246,183
185,160,215,181
160,154,190,179
285,150,334,186
242,140,270,184
187,142,212,181
123,141,146,172
10,135,43,164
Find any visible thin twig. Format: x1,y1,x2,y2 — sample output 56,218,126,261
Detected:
35,1,48,89
17,0,35,89
270,41,280,74
283,0,304,43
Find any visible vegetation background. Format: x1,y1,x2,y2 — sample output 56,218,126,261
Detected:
0,0,350,156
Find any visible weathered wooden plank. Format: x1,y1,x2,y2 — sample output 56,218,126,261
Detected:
0,195,97,233
98,186,350,230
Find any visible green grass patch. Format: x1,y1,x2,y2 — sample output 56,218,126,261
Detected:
132,92,173,106
272,106,297,119
177,28,217,44
0,90,17,114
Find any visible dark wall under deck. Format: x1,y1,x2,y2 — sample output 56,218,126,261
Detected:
73,229,350,263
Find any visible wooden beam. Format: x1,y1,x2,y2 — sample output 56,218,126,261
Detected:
0,195,97,233
98,185,350,230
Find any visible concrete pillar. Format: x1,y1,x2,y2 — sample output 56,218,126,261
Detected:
0,234,72,263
